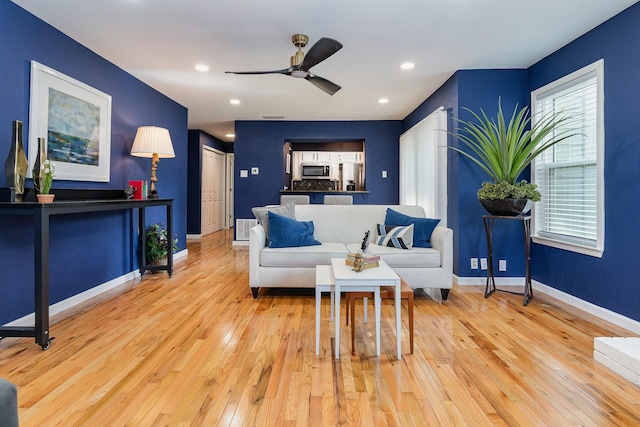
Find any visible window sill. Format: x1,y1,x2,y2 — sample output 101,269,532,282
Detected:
532,235,603,258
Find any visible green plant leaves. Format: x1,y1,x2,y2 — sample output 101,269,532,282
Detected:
145,223,178,264
449,99,580,186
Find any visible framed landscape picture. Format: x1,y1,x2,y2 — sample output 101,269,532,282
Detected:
28,61,112,182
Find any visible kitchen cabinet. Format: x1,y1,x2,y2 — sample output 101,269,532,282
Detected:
300,152,332,163
334,152,362,163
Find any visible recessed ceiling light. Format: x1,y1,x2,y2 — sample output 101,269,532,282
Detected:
195,64,209,72
225,133,235,138
400,62,415,70
378,98,389,104
230,99,240,105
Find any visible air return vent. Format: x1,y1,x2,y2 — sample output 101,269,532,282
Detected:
235,219,258,241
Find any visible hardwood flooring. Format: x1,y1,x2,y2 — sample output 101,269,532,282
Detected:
1,228,639,426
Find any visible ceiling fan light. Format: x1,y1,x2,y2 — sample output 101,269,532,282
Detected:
291,69,307,78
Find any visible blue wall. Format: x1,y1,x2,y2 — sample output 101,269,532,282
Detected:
234,120,402,219
0,1,188,325
456,70,529,278
402,70,529,279
527,2,640,321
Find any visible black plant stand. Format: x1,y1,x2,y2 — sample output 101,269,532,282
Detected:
483,215,533,306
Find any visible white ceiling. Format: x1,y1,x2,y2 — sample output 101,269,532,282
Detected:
12,0,638,142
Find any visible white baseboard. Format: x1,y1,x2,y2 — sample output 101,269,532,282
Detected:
4,248,189,328
454,275,525,287
232,240,249,249
454,274,640,335
186,234,201,240
532,279,640,335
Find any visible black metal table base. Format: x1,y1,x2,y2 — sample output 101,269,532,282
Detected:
483,215,533,306
484,283,533,306
0,193,173,349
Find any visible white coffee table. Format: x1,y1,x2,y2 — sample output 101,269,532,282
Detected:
331,258,402,360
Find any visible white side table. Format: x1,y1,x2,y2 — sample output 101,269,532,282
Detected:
315,265,334,356
331,258,402,360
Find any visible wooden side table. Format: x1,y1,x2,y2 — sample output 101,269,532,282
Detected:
483,215,533,306
346,280,414,354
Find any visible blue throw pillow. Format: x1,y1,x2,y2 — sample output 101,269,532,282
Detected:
384,208,440,248
268,211,322,248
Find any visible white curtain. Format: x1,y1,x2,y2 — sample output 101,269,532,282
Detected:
399,107,447,225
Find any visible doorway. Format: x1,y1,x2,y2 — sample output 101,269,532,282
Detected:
202,146,225,235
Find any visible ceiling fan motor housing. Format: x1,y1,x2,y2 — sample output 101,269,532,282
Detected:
290,51,305,68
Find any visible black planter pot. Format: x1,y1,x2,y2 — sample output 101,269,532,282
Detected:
479,198,533,216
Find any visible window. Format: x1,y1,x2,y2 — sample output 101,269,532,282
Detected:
531,59,604,257
399,107,447,225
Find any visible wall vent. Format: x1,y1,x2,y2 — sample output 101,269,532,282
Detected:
235,219,257,241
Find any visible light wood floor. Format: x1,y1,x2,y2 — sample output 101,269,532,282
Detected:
1,229,639,426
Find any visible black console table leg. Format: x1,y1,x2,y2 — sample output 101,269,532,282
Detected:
167,201,173,277
35,210,52,350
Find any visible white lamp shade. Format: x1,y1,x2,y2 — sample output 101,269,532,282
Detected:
130,126,175,158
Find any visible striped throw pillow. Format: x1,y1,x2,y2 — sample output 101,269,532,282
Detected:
376,223,414,249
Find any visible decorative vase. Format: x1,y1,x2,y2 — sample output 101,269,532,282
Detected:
36,194,55,204
3,120,29,202
32,137,46,193
479,198,533,216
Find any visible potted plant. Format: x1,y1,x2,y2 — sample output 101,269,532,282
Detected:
145,223,178,265
34,160,55,203
450,99,579,215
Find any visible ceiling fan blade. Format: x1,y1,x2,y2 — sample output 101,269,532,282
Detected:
306,74,341,95
225,68,291,75
300,38,343,71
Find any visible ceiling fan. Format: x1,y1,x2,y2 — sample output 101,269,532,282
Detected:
225,34,343,95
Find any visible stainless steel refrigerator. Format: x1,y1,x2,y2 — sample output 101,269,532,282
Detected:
338,163,364,191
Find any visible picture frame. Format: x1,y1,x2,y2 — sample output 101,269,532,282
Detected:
28,61,112,182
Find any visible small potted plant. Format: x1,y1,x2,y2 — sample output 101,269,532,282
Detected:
34,160,55,203
450,99,579,215
145,223,178,265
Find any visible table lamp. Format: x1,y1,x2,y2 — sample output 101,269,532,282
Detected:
130,126,175,198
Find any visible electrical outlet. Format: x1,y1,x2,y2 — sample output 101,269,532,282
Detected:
470,258,478,269
382,170,387,178
251,167,259,175
480,258,487,270
499,259,507,271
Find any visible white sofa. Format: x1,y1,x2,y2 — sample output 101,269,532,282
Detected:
249,204,453,300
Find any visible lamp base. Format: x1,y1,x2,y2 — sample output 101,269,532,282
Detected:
148,190,159,199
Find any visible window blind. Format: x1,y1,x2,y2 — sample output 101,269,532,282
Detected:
532,65,601,251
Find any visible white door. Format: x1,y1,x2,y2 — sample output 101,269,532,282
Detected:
225,154,235,229
202,147,225,235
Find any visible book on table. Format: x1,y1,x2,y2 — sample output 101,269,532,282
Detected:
346,253,380,263
345,253,380,268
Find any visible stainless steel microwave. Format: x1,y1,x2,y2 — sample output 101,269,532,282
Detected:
301,164,331,179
